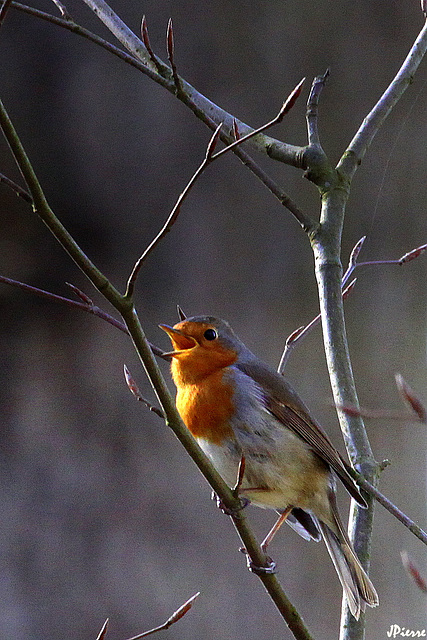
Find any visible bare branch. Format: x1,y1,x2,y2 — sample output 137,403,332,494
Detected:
11,2,168,85
77,0,304,164
10,2,314,230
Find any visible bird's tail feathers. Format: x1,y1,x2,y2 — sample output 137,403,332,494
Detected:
318,521,379,620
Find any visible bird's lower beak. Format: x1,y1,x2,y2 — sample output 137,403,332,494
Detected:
159,324,197,356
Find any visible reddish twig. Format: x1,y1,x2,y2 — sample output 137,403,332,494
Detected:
166,18,182,95
395,373,427,423
278,278,357,373
401,551,427,593
140,15,163,73
342,237,427,286
337,402,423,423
0,275,170,360
211,77,305,161
124,364,164,418
125,592,200,640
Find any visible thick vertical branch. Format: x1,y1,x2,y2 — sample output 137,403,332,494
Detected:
311,186,378,640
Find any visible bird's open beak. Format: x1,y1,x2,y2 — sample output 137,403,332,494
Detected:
159,324,197,356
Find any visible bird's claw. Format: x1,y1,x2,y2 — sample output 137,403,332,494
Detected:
239,547,277,575
211,491,250,515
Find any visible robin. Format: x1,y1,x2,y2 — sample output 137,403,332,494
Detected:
160,315,378,619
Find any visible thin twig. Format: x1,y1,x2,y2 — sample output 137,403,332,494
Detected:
0,0,13,25
140,15,163,74
95,619,109,640
0,275,169,359
350,470,427,547
343,238,427,287
125,593,200,640
339,19,427,179
337,402,425,423
166,18,182,95
278,278,356,373
124,364,165,418
395,373,427,423
211,78,305,160
0,172,33,202
401,551,427,593
125,123,223,298
50,0,72,20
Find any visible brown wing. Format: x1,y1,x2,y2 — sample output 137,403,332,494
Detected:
236,359,367,508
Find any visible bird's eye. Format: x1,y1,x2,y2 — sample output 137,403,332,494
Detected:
203,328,217,341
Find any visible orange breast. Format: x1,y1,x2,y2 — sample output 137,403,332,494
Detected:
175,369,235,445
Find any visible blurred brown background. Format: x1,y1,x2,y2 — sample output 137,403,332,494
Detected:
0,0,426,638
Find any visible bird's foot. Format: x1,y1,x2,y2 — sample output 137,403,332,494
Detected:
211,491,250,516
239,547,277,575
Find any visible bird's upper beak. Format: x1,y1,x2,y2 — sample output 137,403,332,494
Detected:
159,324,197,356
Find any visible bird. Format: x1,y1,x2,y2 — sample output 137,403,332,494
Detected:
159,314,378,619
